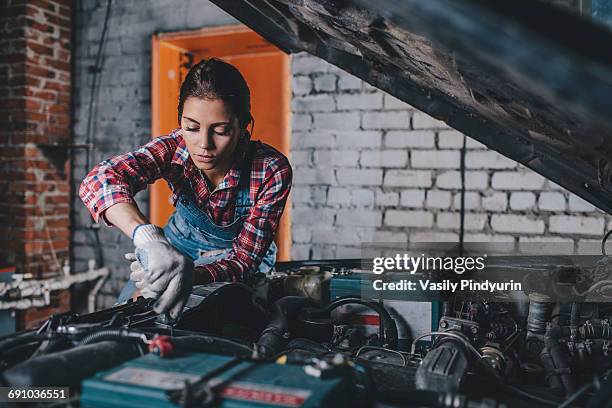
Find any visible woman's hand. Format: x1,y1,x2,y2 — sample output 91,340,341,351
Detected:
131,224,194,320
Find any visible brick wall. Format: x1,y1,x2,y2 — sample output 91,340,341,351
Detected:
0,0,72,278
289,53,612,259
0,0,73,327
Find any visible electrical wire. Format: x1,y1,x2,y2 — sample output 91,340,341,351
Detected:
459,133,467,256
557,368,612,408
82,0,113,269
410,331,482,359
602,229,612,256
557,381,595,408
506,385,560,406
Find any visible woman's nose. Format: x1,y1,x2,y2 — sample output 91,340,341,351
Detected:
199,132,214,150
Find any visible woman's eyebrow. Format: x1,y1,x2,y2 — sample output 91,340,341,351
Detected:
183,116,200,125
210,121,231,127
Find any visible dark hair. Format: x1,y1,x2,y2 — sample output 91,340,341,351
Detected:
177,58,253,130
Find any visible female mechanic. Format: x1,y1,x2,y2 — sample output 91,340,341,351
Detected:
79,58,292,319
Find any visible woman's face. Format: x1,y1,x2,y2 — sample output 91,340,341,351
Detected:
180,97,242,173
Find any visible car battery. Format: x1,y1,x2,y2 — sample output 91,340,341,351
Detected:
330,272,440,350
81,352,352,408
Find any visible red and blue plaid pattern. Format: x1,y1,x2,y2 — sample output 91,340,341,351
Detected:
79,128,292,282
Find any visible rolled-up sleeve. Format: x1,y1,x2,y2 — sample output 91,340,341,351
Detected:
202,155,292,282
79,135,179,225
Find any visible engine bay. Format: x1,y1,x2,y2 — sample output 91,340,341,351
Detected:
1,259,611,407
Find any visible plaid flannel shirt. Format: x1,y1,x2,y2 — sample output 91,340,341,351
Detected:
79,128,292,283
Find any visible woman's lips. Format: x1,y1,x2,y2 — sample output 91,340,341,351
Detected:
194,154,215,163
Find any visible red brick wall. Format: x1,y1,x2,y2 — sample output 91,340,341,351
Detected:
0,0,72,282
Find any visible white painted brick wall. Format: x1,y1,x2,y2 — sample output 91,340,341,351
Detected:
412,112,447,129
385,130,435,148
412,150,460,169
482,193,508,211
351,189,375,206
384,170,432,187
314,74,336,92
400,190,426,207
314,150,359,167
549,216,604,236
453,192,480,210
335,131,382,148
360,150,408,168
293,94,335,112
313,112,360,130
337,169,383,185
491,215,545,234
509,192,536,211
385,210,434,227
337,93,384,110
492,172,546,190
384,94,409,110
538,192,566,211
337,210,382,227
426,190,452,209
362,111,411,129
568,195,596,212
437,212,488,231
288,53,612,260
328,187,351,206
436,171,488,190
466,151,517,169
437,130,465,149
292,76,312,95
376,189,399,206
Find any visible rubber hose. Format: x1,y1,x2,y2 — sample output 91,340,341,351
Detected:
325,297,399,349
170,335,253,357
256,296,317,358
1,341,141,388
0,333,46,357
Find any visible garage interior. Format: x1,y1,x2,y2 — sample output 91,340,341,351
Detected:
1,0,612,406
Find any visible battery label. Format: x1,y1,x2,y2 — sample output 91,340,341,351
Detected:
103,367,201,390
220,381,312,407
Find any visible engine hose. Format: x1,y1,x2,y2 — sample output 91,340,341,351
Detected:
1,341,141,388
325,297,399,349
540,325,575,396
570,302,580,341
0,333,47,357
169,336,253,357
256,296,318,358
78,329,147,346
527,293,553,336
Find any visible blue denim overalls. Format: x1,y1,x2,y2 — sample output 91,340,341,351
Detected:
116,145,277,303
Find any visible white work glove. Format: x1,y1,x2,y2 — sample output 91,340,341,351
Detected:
129,224,194,321
124,253,159,299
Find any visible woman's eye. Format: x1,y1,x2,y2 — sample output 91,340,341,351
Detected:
213,126,232,136
185,127,199,132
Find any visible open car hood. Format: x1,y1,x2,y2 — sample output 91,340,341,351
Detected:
210,0,612,214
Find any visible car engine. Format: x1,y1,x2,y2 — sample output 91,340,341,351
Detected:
0,258,611,408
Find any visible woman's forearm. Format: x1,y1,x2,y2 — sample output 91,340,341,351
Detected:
103,202,150,239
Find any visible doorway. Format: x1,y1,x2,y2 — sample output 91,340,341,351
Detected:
151,25,292,261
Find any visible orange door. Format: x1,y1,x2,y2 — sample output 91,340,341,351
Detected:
151,25,291,261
